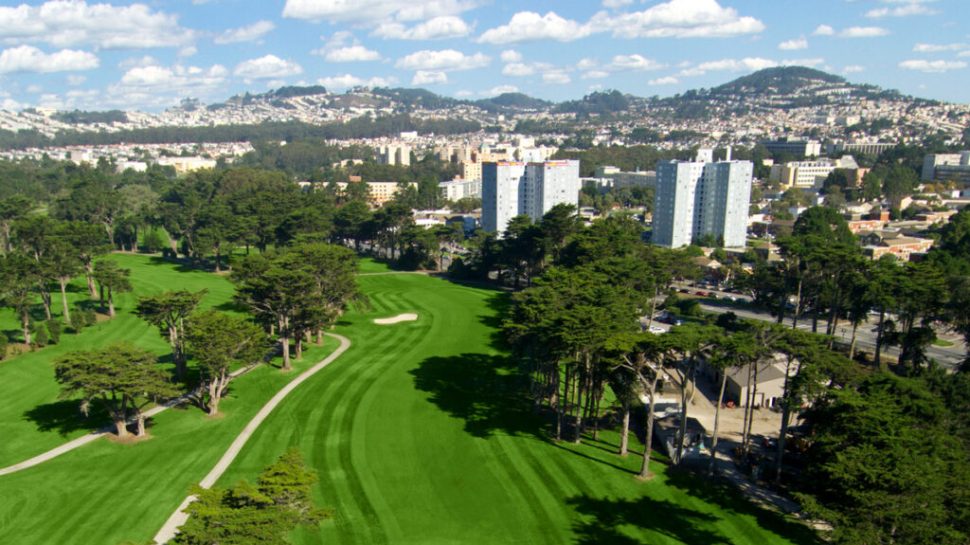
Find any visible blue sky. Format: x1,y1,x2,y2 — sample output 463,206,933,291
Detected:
0,0,968,111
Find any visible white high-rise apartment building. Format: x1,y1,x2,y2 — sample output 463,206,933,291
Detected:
653,151,753,248
482,160,580,234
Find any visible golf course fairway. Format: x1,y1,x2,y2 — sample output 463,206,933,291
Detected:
0,258,818,545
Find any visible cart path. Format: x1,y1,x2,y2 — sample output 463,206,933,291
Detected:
152,332,352,544
0,358,268,478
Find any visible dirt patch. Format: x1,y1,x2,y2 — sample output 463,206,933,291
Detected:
374,313,418,325
106,433,152,444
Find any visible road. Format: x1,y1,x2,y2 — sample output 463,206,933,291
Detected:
672,284,967,369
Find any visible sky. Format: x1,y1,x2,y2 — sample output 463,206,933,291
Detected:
0,0,968,112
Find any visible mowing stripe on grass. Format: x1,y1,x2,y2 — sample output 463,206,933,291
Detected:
152,333,352,544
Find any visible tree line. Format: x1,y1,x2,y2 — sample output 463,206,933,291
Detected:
493,205,969,544
0,115,481,150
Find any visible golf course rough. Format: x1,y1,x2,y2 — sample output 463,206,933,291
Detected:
0,257,818,545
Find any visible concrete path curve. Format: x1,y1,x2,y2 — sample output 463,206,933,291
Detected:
0,361,264,478
152,332,352,544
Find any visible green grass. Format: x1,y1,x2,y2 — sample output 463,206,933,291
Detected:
932,338,955,347
0,254,239,466
0,261,818,545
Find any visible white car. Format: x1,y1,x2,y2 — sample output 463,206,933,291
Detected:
648,325,666,335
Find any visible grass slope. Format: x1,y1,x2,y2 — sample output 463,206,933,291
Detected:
0,260,817,544
0,254,238,466
0,255,338,545
218,272,818,545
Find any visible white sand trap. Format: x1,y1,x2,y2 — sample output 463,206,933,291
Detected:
374,313,418,325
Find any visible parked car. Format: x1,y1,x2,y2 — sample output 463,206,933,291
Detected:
648,325,666,335
695,291,708,297
656,312,683,326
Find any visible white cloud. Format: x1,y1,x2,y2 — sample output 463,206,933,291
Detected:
282,0,477,23
813,24,835,36
840,27,889,38
898,59,967,72
960,51,970,58
317,74,395,89
783,58,824,68
119,56,159,69
913,43,967,53
480,1,764,44
66,74,86,85
2,97,25,111
485,84,518,96
649,76,679,85
313,33,381,62
0,1,195,49
103,63,228,109
234,55,303,80
412,70,447,85
121,64,227,87
582,70,609,79
602,0,634,7
842,65,865,74
373,16,471,40
214,20,275,44
594,0,765,39
608,54,665,71
479,11,591,44
679,57,778,77
0,45,99,74
502,63,535,76
778,37,807,50
542,71,570,84
179,46,198,58
866,1,937,18
500,50,522,63
395,49,489,71
319,45,382,62
577,58,598,70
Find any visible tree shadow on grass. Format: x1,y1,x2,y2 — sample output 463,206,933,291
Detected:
23,400,107,436
567,494,731,545
477,291,512,351
410,353,544,439
213,300,250,314
664,469,821,545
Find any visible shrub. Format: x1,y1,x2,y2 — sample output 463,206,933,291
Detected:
143,228,165,253
33,324,49,348
0,334,7,360
47,320,62,344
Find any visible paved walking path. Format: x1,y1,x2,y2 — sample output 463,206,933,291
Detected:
152,332,352,544
0,361,264,478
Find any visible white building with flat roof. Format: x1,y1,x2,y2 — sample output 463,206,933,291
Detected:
440,178,482,201
482,160,580,234
653,151,752,248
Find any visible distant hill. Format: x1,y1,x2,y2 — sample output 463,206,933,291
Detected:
371,87,463,111
265,85,328,99
51,110,128,125
475,92,552,112
555,90,633,115
712,66,846,96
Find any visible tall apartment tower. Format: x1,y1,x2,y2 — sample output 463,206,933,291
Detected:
653,151,753,248
482,160,580,234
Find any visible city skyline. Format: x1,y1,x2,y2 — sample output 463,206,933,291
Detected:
0,0,968,112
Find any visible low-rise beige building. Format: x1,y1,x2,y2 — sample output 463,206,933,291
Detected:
336,181,417,205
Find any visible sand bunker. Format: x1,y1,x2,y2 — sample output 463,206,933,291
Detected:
374,313,418,325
